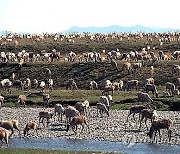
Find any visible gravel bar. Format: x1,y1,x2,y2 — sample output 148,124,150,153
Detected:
0,107,179,145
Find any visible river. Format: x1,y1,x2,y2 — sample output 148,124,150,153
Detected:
9,138,180,154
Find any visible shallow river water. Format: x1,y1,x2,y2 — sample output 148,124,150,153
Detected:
9,138,180,154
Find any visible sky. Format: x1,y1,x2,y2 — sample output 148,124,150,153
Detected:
0,0,180,33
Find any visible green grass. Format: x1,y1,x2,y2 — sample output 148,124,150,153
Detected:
2,88,179,111
0,148,119,154
3,89,133,107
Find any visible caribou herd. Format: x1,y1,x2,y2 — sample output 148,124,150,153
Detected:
0,31,180,146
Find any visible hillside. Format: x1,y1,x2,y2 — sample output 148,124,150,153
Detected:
1,60,179,89
0,60,180,110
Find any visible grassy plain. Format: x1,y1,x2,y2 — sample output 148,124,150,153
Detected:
2,88,179,110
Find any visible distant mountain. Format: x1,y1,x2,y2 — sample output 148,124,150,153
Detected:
62,25,180,33
1,25,180,35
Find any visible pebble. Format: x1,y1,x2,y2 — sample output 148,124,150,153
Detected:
0,107,179,145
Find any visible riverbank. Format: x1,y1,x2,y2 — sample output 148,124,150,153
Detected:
0,107,179,145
